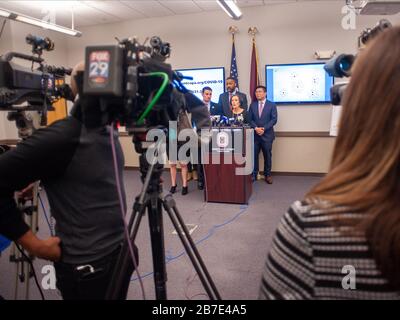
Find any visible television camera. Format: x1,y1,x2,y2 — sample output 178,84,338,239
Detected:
0,34,72,131
324,19,393,105
1,32,218,300
78,36,218,300
78,35,208,135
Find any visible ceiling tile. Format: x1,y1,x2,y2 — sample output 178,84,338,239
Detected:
193,0,221,11
120,0,174,18
83,1,144,20
159,1,202,15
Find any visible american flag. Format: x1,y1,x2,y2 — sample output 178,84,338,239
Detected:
230,35,239,88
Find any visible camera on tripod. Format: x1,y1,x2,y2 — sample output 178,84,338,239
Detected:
0,34,73,126
78,36,218,300
324,19,392,105
79,35,206,136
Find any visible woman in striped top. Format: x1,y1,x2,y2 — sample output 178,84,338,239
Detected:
259,26,400,300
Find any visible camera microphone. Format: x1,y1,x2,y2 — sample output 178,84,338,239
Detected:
26,34,55,54
359,19,392,47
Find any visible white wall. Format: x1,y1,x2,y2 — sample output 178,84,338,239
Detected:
66,1,400,133
2,1,399,172
0,20,69,139
64,1,400,173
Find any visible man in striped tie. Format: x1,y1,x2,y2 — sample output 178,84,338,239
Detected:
248,86,278,184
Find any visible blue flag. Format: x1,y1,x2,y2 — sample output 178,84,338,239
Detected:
230,35,239,88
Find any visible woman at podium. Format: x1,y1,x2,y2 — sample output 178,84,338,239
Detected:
230,94,249,125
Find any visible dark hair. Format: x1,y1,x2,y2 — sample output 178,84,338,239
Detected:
307,27,400,289
255,85,266,93
230,94,243,106
226,77,237,83
202,86,212,94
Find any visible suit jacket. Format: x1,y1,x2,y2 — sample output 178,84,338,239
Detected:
248,99,278,143
217,91,248,118
206,101,221,116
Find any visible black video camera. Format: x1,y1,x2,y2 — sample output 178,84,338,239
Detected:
0,35,72,125
324,19,392,105
79,36,207,133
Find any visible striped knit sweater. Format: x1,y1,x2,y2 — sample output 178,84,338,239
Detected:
259,200,400,300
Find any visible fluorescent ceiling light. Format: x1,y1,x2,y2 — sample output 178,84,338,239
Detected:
216,0,243,20
0,8,11,18
0,7,81,37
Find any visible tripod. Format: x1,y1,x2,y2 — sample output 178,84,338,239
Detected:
9,182,40,300
106,138,221,300
6,111,42,299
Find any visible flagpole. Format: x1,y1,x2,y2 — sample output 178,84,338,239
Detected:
228,25,239,88
229,25,239,37
248,27,259,102
248,27,259,84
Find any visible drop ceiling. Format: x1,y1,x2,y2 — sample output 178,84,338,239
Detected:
0,1,343,28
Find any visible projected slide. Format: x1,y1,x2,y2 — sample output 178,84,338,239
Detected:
176,67,225,103
266,63,334,104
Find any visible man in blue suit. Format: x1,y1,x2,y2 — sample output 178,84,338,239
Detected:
248,85,278,184
218,77,248,118
202,86,220,115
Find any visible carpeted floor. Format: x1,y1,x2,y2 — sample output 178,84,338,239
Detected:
0,171,320,300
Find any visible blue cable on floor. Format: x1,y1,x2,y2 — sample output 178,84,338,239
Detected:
36,177,259,283
130,203,250,282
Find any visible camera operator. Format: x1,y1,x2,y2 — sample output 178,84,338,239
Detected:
259,26,400,299
0,62,137,300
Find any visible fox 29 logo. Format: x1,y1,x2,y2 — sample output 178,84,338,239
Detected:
88,51,110,86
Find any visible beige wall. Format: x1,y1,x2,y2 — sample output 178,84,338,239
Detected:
2,2,399,172
121,135,335,174
272,136,335,173
70,1,398,173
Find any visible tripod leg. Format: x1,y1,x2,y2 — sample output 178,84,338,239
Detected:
147,196,167,300
13,246,19,300
162,194,221,300
105,202,143,300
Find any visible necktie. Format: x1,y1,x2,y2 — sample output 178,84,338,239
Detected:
258,101,264,118
229,93,232,110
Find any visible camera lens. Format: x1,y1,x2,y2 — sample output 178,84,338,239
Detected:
324,54,355,78
339,58,352,75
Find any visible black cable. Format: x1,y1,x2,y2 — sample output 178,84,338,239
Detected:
0,19,7,41
14,243,45,300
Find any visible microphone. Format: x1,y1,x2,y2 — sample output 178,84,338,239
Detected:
218,116,229,126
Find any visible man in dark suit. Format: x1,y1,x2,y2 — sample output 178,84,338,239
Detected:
218,77,248,118
202,86,220,115
248,85,278,184
188,86,216,190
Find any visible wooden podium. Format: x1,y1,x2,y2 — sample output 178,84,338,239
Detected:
203,127,253,204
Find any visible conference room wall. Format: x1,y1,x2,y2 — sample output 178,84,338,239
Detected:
120,135,335,174
0,20,70,140
65,1,399,173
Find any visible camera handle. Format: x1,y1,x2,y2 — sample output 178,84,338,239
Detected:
1,52,43,64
